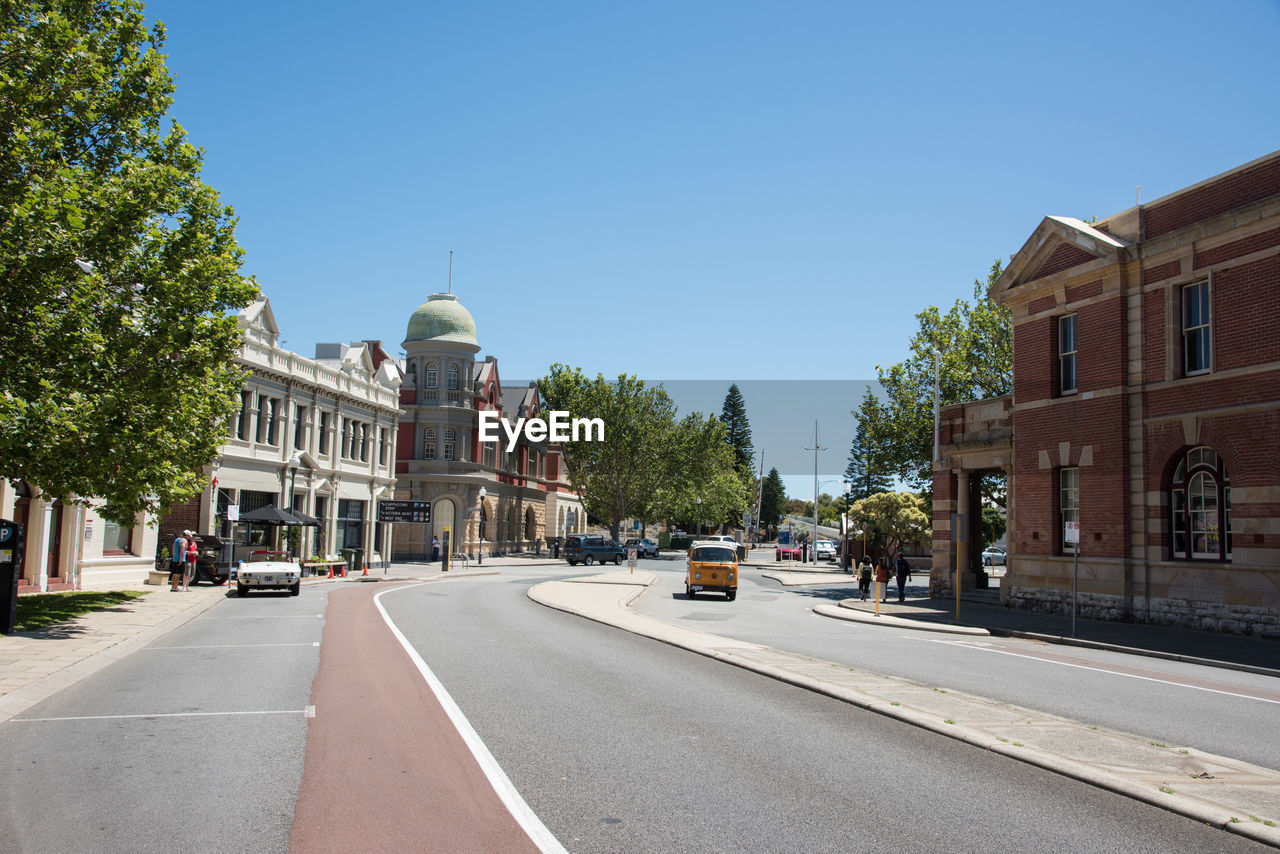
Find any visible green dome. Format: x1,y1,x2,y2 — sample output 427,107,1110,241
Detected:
405,293,478,346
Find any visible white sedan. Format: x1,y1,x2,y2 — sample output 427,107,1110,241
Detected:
235,551,302,596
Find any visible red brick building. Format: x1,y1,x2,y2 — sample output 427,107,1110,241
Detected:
933,151,1280,635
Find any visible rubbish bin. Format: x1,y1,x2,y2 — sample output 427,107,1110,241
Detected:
349,548,365,576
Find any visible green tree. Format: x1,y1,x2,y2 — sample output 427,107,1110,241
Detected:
0,1,258,523
537,365,743,540
849,491,930,562
845,386,893,500
868,261,1011,492
981,505,1007,549
719,383,753,471
759,467,785,536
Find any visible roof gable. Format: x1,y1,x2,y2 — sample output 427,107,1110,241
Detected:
995,216,1130,297
238,298,280,346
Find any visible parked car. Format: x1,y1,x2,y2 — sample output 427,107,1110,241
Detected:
705,535,738,545
982,546,1006,566
775,543,802,561
234,550,301,596
190,534,233,585
814,540,836,560
565,535,625,566
623,538,659,558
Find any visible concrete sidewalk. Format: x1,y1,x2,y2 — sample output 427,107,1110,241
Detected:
529,570,1280,849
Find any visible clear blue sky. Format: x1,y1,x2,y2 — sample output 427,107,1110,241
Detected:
146,0,1280,495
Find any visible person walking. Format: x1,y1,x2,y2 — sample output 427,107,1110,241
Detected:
895,554,912,602
875,556,891,603
431,536,440,562
183,530,198,591
858,555,873,601
169,531,187,591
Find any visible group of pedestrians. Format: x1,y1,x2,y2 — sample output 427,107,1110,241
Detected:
856,553,913,602
168,530,198,591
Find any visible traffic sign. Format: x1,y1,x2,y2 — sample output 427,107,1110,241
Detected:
378,500,432,523
1064,521,1080,545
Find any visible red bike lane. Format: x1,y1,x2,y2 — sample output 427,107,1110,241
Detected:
289,583,544,854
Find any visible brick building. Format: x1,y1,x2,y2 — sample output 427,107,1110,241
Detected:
933,150,1280,634
393,292,583,561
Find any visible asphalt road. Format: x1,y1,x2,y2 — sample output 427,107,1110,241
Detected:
630,555,1280,770
382,569,1271,854
0,587,324,854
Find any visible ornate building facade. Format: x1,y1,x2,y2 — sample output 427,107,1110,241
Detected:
393,292,583,560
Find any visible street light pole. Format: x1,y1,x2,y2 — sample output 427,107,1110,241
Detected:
286,452,301,557
477,486,486,565
695,496,702,539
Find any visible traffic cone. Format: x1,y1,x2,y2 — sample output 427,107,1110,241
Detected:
327,565,333,579
362,564,368,576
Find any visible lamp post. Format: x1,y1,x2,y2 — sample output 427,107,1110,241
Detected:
477,486,486,565
286,452,301,557
842,483,852,571
695,496,702,539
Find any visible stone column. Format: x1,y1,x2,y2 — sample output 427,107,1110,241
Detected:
956,470,970,594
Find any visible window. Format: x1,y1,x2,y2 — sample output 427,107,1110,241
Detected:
379,427,388,466
1058,467,1078,553
236,391,252,439
336,499,364,550
527,449,538,477
447,365,459,390
294,406,307,451
318,411,330,455
482,440,496,468
1170,446,1231,560
443,428,456,461
359,423,369,462
423,426,436,459
101,511,133,555
1182,281,1211,376
425,364,438,389
266,397,279,445
1058,315,1077,395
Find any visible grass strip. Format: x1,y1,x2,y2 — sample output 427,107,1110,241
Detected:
14,590,148,632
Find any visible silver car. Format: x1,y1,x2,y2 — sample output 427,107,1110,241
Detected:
982,546,1006,566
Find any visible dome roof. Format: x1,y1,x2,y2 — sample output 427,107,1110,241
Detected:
405,293,478,346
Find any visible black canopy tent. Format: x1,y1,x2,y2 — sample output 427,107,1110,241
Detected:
237,505,318,526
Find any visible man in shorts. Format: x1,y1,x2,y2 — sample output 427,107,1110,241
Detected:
169,531,188,591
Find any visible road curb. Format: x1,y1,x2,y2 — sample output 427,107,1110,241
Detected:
812,602,991,636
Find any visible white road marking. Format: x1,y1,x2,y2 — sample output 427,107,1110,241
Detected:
375,584,569,854
11,709,312,722
922,638,1280,705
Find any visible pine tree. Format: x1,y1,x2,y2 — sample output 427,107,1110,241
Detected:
845,388,892,500
719,383,754,471
759,467,786,536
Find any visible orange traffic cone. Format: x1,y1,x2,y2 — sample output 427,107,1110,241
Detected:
362,564,368,576
327,565,333,579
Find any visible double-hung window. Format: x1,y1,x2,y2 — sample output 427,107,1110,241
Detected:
1182,281,1211,376
1058,315,1077,395
1059,467,1079,553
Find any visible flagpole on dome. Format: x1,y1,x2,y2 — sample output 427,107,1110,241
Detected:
448,249,453,295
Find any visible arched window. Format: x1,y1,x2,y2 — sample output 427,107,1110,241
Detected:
423,426,436,460
425,364,438,389
1170,446,1231,561
443,428,456,461
447,364,459,390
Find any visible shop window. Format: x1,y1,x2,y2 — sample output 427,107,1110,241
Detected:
101,511,133,555
1170,446,1231,560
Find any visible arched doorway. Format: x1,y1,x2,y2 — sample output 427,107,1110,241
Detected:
525,507,537,543
432,498,456,555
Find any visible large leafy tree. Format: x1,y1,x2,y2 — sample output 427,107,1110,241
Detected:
866,261,1011,491
537,364,744,540
848,491,930,562
845,386,892,500
718,383,753,471
0,1,258,523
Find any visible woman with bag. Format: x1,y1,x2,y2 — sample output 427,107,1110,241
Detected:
858,555,873,601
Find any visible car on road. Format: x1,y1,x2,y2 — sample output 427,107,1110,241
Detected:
686,542,738,601
775,543,801,561
565,535,625,566
982,546,1006,566
235,550,302,596
623,538,659,557
705,535,738,545
814,540,836,561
